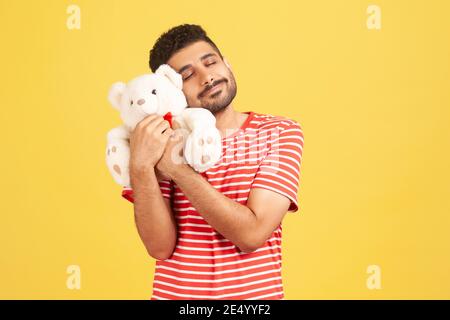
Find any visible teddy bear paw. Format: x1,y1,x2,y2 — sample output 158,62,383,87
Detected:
184,127,222,172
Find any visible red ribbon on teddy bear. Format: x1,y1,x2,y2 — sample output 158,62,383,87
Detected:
163,112,173,128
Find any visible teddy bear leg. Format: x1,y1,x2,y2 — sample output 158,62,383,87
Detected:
106,128,131,187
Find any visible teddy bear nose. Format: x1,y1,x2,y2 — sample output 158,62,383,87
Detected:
137,99,146,105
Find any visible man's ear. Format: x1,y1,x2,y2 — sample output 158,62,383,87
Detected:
155,64,183,90
108,82,126,110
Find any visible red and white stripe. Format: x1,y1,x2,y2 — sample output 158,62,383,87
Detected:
121,111,304,300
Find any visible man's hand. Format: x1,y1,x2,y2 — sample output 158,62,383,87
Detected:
129,114,173,175
128,114,178,260
156,122,186,179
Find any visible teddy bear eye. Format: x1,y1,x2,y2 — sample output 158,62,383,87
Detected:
130,100,134,106
152,89,157,95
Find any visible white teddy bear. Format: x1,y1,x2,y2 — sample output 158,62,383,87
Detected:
105,64,222,188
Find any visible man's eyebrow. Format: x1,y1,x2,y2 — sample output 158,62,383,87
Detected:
177,53,218,74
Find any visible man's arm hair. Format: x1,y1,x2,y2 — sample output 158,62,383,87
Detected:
131,167,177,260
169,164,290,253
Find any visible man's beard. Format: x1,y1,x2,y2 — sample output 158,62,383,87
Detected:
197,70,237,114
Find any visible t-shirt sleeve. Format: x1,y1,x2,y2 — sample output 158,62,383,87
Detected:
251,120,304,212
121,179,172,203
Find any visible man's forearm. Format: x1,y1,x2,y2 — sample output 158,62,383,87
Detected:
169,164,260,253
131,167,177,260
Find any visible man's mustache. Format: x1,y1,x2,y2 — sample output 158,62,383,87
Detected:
199,79,227,98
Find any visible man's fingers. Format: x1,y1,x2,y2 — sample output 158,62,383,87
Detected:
136,114,163,130
171,119,181,130
162,127,174,137
169,130,184,143
136,114,158,126
160,128,173,144
146,115,166,129
142,117,167,135
155,120,171,135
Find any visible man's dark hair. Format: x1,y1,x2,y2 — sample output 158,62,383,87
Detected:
149,24,223,73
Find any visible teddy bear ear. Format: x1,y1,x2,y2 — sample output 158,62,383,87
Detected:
155,64,183,90
108,82,126,110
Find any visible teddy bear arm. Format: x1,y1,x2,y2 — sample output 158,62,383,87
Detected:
180,108,217,131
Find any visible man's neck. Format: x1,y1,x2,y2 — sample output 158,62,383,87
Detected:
214,105,248,138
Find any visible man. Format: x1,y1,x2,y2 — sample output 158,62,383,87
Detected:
121,24,304,300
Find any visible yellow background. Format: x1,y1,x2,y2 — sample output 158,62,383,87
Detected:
1,0,449,299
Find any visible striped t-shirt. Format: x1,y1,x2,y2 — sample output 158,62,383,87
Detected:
122,111,304,300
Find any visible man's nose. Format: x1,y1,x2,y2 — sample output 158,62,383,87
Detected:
202,76,213,85
137,98,145,105
199,69,214,86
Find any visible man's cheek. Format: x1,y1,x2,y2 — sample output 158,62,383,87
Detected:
188,96,199,107
182,90,194,103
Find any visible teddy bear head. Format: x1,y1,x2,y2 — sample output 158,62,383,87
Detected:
108,64,188,130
